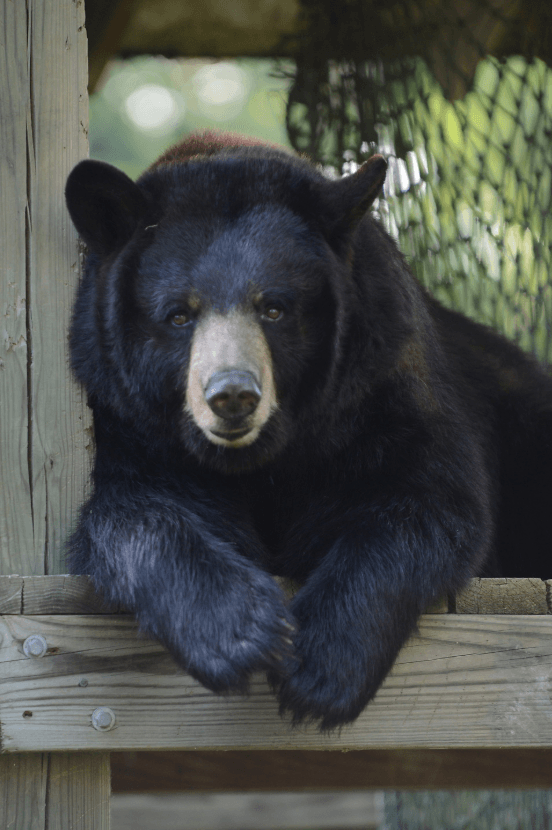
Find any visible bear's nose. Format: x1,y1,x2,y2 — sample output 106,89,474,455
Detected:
205,370,261,420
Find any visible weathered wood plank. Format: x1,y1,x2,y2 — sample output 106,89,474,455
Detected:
24,0,91,576
0,0,35,576
0,574,116,615
0,754,48,830
110,792,383,830
19,575,113,614
2,613,552,751
0,0,91,578
47,753,111,830
0,574,498,616
0,576,25,615
0,753,110,830
456,577,549,614
0,2,109,826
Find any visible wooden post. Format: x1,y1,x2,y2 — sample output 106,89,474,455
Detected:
0,0,110,827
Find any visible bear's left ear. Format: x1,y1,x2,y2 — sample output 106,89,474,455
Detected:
317,155,387,245
65,160,147,256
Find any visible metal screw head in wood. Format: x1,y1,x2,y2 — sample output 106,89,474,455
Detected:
22,634,48,658
91,707,116,731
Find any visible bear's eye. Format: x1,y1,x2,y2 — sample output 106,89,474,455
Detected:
262,306,284,322
170,312,190,327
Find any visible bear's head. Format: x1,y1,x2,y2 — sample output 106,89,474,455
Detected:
65,134,388,473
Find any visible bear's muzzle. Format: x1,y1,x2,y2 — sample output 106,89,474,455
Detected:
185,309,277,448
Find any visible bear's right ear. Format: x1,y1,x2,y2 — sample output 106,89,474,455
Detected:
65,160,147,256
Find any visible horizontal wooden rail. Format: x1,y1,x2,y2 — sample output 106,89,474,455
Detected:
2,574,551,616
1,576,552,752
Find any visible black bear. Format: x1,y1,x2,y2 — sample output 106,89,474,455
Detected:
65,130,552,729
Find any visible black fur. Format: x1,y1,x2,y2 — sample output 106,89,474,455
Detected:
65,133,552,729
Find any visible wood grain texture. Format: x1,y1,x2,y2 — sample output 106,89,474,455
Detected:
24,0,92,576
0,0,91,578
0,575,117,615
456,577,549,614
2,613,552,751
0,754,48,830
7,576,548,617
47,753,111,830
0,0,34,577
0,576,25,615
0,753,110,830
0,574,443,615
0,3,110,827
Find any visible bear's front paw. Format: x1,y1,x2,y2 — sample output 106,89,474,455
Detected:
165,569,296,695
273,655,375,731
270,604,385,730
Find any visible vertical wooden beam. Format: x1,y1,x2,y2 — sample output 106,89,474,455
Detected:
0,754,110,830
25,0,92,575
0,0,91,577
47,754,111,830
0,1,109,827
0,755,47,830
0,0,34,574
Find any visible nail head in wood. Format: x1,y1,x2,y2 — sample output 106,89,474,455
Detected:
91,706,116,732
22,634,48,658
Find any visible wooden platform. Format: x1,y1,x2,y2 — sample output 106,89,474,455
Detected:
2,575,552,754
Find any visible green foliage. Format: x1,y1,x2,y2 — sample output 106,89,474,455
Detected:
89,57,292,179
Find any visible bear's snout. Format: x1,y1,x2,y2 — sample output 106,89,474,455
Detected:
205,370,261,420
185,309,278,448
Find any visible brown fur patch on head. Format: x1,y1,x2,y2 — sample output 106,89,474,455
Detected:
150,130,289,169
185,309,278,447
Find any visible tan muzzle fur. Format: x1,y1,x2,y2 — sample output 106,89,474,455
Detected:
185,309,278,447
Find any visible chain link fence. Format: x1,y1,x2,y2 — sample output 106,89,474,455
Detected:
280,1,552,361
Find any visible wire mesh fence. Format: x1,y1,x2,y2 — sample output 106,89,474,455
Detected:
281,1,552,361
